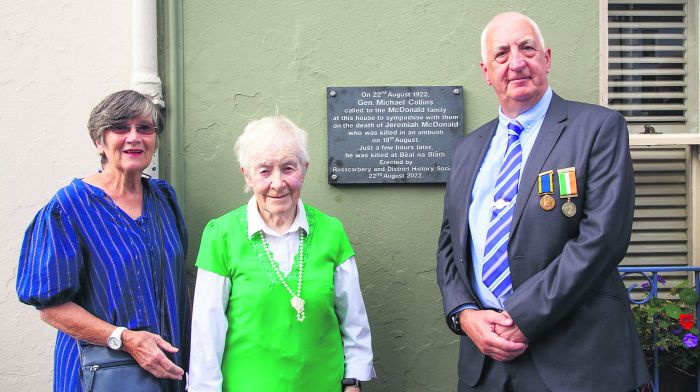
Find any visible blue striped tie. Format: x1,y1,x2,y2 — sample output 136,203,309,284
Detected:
482,121,524,299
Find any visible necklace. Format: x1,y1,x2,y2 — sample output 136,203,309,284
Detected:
258,230,306,322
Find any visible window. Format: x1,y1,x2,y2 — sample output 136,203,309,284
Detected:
600,0,699,271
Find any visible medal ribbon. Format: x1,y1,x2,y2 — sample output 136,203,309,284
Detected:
538,170,553,195
557,167,577,198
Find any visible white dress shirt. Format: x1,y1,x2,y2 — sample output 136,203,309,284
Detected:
468,87,553,309
188,198,375,391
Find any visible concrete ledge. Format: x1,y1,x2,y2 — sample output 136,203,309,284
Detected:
629,133,700,146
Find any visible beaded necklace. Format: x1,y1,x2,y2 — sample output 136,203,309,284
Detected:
258,230,306,322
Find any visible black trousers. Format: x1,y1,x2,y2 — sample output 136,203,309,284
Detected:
458,352,550,392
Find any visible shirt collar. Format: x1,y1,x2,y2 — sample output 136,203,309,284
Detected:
246,197,309,239
498,87,553,131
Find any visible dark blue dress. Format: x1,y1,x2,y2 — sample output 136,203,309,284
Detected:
16,178,190,392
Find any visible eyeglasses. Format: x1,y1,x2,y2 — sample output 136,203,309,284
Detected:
109,124,158,135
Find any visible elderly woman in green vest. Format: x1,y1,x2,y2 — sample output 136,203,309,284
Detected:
188,116,375,391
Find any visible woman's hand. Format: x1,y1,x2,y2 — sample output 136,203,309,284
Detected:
37,302,184,380
121,329,184,380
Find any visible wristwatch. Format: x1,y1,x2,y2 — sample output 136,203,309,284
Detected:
449,311,464,335
107,327,126,350
341,378,361,389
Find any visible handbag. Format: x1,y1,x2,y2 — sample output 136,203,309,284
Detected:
78,344,161,392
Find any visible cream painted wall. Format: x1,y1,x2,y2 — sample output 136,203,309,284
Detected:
0,1,132,389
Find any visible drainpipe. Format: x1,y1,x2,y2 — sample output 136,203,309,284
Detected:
131,0,163,106
131,0,162,177
165,0,186,200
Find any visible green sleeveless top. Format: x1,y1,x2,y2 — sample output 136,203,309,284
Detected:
196,204,354,392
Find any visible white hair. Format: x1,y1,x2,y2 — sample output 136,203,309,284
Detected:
480,12,546,62
234,116,309,191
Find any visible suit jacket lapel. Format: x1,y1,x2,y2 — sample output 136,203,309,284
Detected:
511,93,568,234
455,119,498,254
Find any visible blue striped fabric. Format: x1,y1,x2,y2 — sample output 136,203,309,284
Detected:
482,121,524,298
16,178,190,392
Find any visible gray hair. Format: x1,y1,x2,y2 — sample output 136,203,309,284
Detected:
87,90,163,166
234,116,309,191
480,12,546,63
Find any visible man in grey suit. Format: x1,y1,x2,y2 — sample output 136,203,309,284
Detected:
436,11,649,392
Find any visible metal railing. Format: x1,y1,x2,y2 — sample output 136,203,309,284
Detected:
619,266,700,392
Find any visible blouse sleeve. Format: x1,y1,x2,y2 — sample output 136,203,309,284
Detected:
334,218,355,268
188,269,231,391
16,201,83,309
195,219,229,277
334,256,375,381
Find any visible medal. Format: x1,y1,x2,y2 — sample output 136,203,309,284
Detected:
562,200,576,217
540,194,555,211
557,167,578,218
538,170,555,211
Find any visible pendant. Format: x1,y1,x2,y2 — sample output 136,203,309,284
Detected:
291,296,305,315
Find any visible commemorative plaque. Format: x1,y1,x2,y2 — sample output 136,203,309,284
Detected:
327,86,464,184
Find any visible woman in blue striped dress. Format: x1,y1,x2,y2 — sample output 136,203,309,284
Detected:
16,90,190,391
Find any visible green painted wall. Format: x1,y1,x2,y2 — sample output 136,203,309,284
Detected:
162,1,600,390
